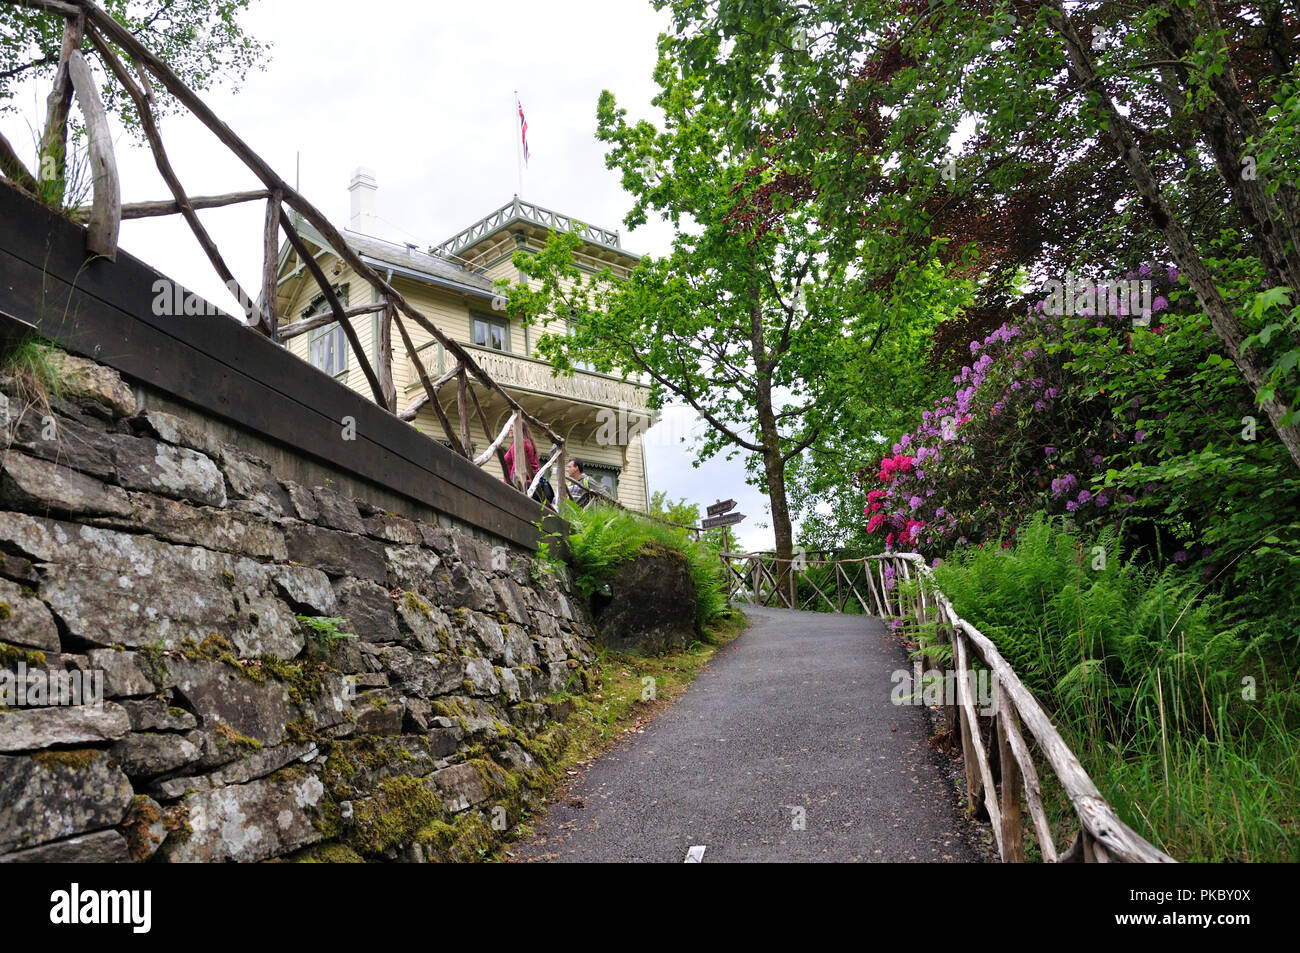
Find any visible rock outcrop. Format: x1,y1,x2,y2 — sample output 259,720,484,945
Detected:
591,545,698,654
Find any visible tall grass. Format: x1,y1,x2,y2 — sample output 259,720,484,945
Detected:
931,515,1300,862
560,500,730,631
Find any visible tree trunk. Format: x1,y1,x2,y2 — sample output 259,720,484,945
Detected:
757,388,795,563
37,12,85,206
749,292,796,597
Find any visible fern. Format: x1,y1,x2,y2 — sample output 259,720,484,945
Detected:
929,515,1300,860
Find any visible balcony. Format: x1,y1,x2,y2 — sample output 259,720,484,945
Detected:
407,342,651,413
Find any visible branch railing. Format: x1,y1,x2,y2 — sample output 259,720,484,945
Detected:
1,0,575,510
722,548,1174,864
721,549,886,612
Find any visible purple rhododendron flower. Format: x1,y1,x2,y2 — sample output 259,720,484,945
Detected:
1173,550,1189,564
1077,489,1092,504
1065,501,1079,512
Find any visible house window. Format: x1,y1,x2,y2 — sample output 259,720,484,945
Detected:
568,314,596,373
304,285,349,378
310,324,348,378
584,463,620,499
472,313,510,352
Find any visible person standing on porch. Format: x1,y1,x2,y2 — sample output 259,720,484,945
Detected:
504,419,554,505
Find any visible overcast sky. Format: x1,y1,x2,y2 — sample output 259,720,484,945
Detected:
1,0,784,550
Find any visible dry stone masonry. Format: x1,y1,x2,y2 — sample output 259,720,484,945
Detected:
0,350,597,863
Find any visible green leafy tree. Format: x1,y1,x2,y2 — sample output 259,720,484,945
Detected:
1,0,269,202
506,39,966,566
657,0,1300,470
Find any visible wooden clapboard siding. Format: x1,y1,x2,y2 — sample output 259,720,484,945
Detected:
622,433,648,510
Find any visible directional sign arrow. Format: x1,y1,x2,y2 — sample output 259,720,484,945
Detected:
706,499,737,517
701,512,746,529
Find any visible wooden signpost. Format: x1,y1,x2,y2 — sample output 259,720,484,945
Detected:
702,499,745,556
701,511,745,529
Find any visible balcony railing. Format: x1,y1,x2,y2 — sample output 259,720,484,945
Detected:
406,342,651,413
431,197,624,260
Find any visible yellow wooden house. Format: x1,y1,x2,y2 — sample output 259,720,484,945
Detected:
273,169,652,510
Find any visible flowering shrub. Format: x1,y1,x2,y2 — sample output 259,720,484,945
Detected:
860,265,1182,555
858,261,1300,642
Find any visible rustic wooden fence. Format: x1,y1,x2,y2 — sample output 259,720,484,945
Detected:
721,550,882,612
723,548,1175,864
1,0,572,506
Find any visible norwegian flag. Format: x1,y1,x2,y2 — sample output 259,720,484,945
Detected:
517,96,530,165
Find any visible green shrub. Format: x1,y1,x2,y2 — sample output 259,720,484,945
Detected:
560,500,729,630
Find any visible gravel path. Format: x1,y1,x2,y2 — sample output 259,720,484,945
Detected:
511,605,982,863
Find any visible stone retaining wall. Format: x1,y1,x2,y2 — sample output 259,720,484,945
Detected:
0,349,596,862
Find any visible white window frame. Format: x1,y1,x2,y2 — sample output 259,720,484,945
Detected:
471,312,511,352
305,284,350,379
583,462,620,499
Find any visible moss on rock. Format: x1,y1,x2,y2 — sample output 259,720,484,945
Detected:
346,775,443,856
417,811,495,862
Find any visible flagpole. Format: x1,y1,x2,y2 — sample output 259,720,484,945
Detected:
514,90,523,199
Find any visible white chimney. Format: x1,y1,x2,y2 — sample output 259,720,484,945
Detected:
348,167,378,233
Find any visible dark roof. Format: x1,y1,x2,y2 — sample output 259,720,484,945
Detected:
289,215,496,299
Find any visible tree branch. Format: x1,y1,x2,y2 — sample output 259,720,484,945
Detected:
0,54,57,83
0,128,38,193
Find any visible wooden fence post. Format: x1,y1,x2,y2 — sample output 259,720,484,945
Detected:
997,695,1026,862
262,192,281,338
